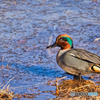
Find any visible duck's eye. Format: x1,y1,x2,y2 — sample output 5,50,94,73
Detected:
59,38,63,41
59,37,67,41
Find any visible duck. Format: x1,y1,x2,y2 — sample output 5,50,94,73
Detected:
46,34,100,80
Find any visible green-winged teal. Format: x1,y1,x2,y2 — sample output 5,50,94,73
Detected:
46,34,100,79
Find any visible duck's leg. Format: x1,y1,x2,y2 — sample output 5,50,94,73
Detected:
73,73,81,81
78,73,81,81
73,75,79,79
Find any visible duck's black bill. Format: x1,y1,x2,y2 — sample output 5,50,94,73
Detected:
46,42,58,49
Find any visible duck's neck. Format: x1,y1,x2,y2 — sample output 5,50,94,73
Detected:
57,48,70,57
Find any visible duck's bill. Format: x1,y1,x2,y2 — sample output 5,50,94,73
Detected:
46,42,58,49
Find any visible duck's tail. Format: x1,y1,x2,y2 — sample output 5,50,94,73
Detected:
91,65,100,73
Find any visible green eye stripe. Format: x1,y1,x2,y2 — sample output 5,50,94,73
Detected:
62,37,73,46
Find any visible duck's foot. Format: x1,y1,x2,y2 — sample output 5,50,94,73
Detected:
73,74,83,82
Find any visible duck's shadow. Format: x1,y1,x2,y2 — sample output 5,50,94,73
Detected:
0,62,90,80
21,64,73,79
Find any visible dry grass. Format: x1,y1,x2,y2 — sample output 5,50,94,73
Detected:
53,78,100,100
0,83,39,100
0,58,39,100
94,38,100,42
0,85,15,100
0,58,15,100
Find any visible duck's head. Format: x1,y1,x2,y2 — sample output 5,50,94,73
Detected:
46,34,73,50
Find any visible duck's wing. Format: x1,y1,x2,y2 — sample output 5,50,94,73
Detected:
67,49,100,64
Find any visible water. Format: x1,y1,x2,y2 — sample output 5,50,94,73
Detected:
0,0,100,99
